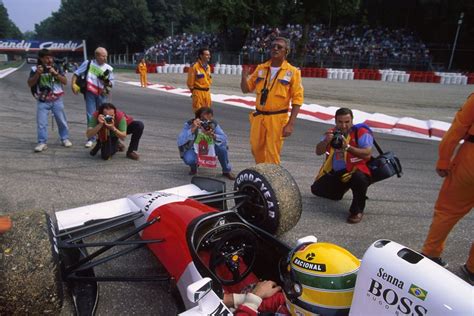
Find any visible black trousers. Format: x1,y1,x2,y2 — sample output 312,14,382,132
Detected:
311,169,371,214
94,120,145,160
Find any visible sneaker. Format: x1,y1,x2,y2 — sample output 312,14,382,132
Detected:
84,140,94,148
347,212,363,224
189,169,197,176
222,172,236,180
460,265,474,285
62,139,73,147
423,254,448,268
34,143,48,152
126,151,140,160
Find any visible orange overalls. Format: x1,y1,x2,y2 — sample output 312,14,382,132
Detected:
138,61,147,87
422,93,474,272
187,61,212,113
246,60,304,164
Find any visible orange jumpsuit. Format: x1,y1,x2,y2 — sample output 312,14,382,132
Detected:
138,61,147,87
422,93,474,272
187,61,212,112
246,60,304,164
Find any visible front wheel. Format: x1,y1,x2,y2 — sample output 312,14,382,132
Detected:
234,163,302,235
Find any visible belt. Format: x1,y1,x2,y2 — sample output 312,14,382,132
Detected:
253,109,288,117
467,135,474,143
193,87,209,91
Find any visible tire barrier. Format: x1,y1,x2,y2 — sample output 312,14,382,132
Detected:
379,69,410,83
327,68,354,80
128,63,474,85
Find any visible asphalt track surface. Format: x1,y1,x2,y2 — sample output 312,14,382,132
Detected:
0,66,472,315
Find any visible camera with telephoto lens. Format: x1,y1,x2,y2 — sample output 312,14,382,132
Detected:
260,88,269,106
98,69,111,85
104,115,113,124
330,129,345,149
200,120,214,131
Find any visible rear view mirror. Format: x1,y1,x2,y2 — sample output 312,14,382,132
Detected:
187,277,212,303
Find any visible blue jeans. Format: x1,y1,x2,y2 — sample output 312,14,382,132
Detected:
85,92,107,141
182,143,231,173
36,97,69,144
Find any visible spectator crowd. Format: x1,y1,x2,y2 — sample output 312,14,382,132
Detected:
242,24,430,63
145,32,219,62
145,24,430,65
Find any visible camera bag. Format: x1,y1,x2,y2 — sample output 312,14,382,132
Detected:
354,126,403,183
75,60,92,94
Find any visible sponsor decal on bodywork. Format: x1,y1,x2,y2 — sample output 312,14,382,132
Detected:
408,284,428,301
365,267,428,315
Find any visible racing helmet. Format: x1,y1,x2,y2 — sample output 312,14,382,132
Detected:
280,242,360,316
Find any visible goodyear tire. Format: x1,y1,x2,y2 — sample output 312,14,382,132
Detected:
234,163,302,235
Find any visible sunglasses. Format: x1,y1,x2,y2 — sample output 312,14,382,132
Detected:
271,44,286,50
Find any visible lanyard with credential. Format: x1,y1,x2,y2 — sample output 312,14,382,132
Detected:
263,67,282,92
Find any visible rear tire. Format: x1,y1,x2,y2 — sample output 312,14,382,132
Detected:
234,163,302,235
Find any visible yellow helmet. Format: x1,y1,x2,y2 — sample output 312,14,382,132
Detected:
280,242,360,316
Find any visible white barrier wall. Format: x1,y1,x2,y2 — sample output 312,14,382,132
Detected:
327,68,354,80
379,69,410,83
435,72,468,85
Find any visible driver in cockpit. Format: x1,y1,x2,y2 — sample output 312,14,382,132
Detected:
222,240,360,316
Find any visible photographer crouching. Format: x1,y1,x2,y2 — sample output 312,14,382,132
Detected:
27,49,72,152
177,107,235,180
311,108,373,224
86,103,143,160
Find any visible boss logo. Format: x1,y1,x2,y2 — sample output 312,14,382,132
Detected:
367,279,428,315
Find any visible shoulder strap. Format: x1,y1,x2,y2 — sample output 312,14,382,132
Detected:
84,59,92,77
354,125,384,155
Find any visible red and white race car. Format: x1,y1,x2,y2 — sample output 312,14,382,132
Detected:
48,164,472,316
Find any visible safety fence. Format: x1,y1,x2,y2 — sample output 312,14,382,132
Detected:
139,62,474,85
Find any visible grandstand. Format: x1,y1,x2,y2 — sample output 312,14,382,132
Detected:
145,24,431,70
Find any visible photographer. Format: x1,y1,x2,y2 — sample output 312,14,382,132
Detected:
177,107,235,180
27,48,72,152
311,108,373,224
72,47,114,148
86,103,143,161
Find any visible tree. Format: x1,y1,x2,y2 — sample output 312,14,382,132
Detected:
0,4,23,39
35,0,153,54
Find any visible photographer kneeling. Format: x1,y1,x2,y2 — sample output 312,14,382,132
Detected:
86,103,143,160
177,107,235,180
311,108,373,224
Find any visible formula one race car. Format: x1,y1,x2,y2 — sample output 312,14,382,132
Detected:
38,164,474,315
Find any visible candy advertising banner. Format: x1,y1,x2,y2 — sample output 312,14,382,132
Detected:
0,39,84,52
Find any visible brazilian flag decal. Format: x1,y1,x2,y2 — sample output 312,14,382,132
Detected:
408,284,428,301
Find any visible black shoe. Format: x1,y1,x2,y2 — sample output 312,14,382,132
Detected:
423,254,448,268
347,212,363,224
222,172,236,180
460,265,474,285
90,142,101,156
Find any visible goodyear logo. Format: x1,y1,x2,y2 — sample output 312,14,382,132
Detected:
408,284,428,301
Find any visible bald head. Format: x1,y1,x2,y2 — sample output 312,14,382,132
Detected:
95,47,108,65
